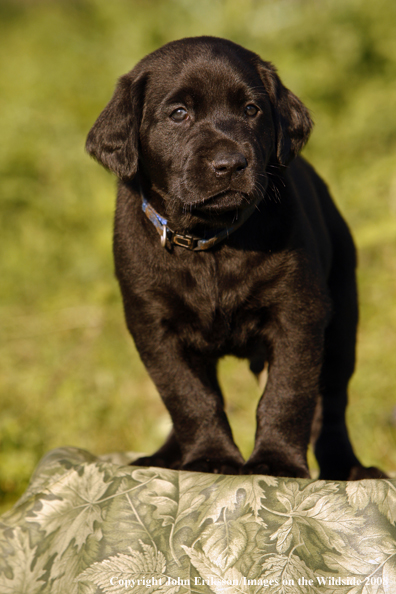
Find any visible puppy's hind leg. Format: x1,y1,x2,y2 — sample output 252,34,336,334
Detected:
315,227,387,480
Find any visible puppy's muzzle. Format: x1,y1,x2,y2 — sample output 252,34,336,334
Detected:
212,152,248,179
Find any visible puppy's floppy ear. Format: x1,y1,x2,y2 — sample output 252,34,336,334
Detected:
257,61,313,166
86,72,146,180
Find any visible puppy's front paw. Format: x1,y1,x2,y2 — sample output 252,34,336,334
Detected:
132,454,181,470
182,458,242,475
243,460,310,479
347,465,388,480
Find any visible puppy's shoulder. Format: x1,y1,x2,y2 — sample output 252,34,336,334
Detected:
287,156,329,195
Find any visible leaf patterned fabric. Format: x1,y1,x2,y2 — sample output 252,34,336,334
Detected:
0,447,395,593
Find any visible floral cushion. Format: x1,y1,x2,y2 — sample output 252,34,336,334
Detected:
0,447,395,593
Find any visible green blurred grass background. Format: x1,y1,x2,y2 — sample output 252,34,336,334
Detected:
1,0,396,512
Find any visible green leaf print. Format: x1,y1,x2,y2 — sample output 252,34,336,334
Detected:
28,463,109,554
78,541,178,594
260,554,316,594
2,448,396,594
0,528,47,594
347,480,396,525
201,514,248,571
265,480,365,555
182,545,250,594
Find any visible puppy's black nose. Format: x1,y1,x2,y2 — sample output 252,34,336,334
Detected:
212,152,247,177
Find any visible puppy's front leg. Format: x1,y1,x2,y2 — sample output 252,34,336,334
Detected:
137,351,244,474
245,320,325,478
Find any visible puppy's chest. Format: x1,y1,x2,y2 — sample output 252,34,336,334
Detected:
164,255,275,354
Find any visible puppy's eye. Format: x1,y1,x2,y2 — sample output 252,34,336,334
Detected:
245,104,259,117
170,107,188,122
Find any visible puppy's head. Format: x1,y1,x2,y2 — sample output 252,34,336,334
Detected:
86,37,312,228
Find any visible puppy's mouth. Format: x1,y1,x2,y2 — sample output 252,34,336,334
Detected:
177,189,260,229
188,190,251,214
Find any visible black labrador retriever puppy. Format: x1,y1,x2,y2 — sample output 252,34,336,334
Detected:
86,36,384,480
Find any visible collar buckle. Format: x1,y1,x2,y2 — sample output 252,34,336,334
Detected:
171,233,198,250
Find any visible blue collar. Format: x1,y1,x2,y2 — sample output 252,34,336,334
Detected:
141,192,260,251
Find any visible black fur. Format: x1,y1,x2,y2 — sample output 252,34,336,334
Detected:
87,37,385,479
